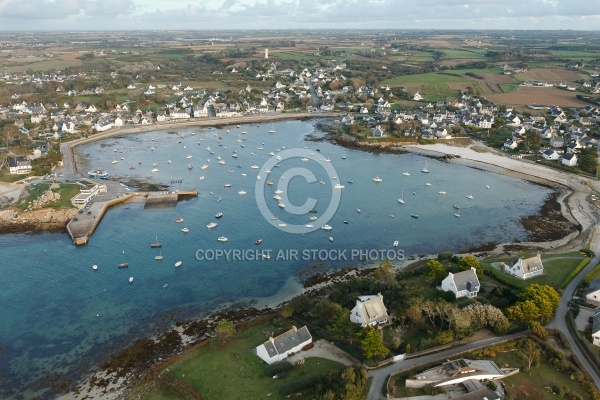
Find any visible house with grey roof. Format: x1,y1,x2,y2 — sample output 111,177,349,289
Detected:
504,253,544,280
441,267,480,298
254,326,312,364
586,279,600,307
350,293,389,327
592,308,600,346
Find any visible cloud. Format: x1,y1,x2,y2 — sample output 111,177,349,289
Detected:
0,0,134,19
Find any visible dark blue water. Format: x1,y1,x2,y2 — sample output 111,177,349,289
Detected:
0,120,551,397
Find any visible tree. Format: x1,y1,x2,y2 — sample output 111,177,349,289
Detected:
578,147,598,175
374,259,397,288
279,305,293,319
355,326,389,359
457,255,483,275
215,319,236,346
523,130,541,152
519,339,541,370
425,260,446,283
507,284,560,323
529,321,549,340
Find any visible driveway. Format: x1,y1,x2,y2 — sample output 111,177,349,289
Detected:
287,339,360,367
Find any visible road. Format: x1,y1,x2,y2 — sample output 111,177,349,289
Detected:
547,224,600,390
366,331,525,400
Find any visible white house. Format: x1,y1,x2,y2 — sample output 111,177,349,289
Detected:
542,149,560,160
349,294,389,327
441,267,480,298
593,308,600,346
254,326,312,365
413,92,423,101
586,279,600,307
405,358,518,389
372,125,386,138
8,156,32,175
504,254,544,280
70,179,106,208
562,153,578,167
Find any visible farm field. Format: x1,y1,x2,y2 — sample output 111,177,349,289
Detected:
485,86,591,108
516,68,586,83
441,48,488,59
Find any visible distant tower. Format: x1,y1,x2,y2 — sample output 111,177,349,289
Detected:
265,49,269,59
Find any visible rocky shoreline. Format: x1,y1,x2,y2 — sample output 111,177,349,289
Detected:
0,207,77,234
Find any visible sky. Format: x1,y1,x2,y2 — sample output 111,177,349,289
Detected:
0,0,599,31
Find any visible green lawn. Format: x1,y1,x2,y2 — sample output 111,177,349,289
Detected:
0,172,24,183
16,182,80,211
441,49,488,60
499,83,518,93
482,252,587,289
384,72,472,85
127,322,344,400
552,50,599,60
270,51,318,61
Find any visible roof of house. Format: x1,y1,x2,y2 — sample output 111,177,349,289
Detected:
519,254,544,274
355,294,388,324
260,326,312,359
564,153,577,160
451,268,480,292
593,308,600,334
587,279,600,296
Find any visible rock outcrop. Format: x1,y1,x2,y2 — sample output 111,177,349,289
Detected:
0,207,77,234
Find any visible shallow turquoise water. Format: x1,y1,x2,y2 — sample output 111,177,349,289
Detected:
0,120,551,398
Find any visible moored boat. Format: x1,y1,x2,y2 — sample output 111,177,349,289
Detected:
118,263,129,268
175,261,182,267
255,239,262,245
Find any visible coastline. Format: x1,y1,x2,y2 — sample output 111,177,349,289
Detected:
19,122,600,399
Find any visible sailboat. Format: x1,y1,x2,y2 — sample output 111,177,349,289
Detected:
454,207,461,218
155,251,164,260
421,160,429,173
268,123,275,134
342,150,346,160
150,236,161,248
398,190,405,204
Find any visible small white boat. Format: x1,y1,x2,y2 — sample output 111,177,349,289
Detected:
262,253,271,260
199,176,204,180
453,204,460,209
389,214,395,218
301,158,309,162
186,155,193,159
278,223,287,228
454,212,461,218
175,261,182,267
151,168,159,173
217,236,228,242
238,190,247,195
421,160,429,173
92,264,98,271
402,172,410,176
181,227,189,233
207,222,217,229
269,151,275,156
175,218,184,223
356,208,361,213
466,195,474,200
167,160,172,164
309,216,318,221
201,165,209,170
218,160,226,165
334,184,345,189
425,182,432,186
306,224,314,228
128,277,134,284
275,189,283,194
439,191,447,195
398,190,405,204
278,203,286,208
372,177,383,183
251,165,259,169
393,240,399,247
112,160,118,164
155,252,163,260
257,176,261,180
486,185,490,189
321,224,333,231
329,236,334,242
273,194,282,200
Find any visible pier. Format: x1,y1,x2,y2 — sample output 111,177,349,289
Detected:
66,189,197,245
